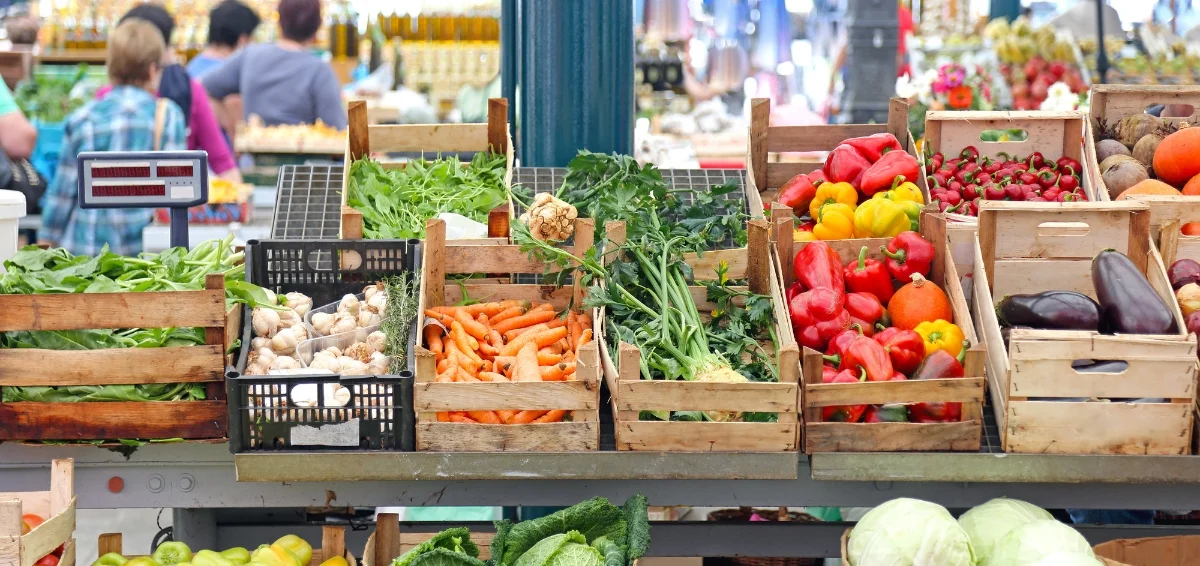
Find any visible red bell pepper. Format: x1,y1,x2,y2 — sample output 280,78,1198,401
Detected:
880,232,935,281
840,335,895,382
793,241,845,293
860,153,921,196
864,404,909,422
823,144,872,186
821,363,840,384
776,171,824,214
843,246,895,304
842,133,902,163
825,327,864,361
822,367,867,422
959,146,980,162
873,327,925,376
845,292,884,330
786,280,803,305
908,348,967,423
790,288,851,351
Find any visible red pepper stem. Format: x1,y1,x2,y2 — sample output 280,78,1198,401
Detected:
823,354,842,366
957,340,969,364
890,175,906,191
1038,169,1056,182
849,323,864,335
856,246,868,271
880,246,907,263
1061,165,1075,177
856,366,867,382
996,151,1011,162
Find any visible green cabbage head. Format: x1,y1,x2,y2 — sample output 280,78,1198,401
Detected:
958,498,1054,561
847,498,974,566
985,520,1094,566
513,531,604,566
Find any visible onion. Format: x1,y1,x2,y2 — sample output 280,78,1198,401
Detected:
1177,283,1200,317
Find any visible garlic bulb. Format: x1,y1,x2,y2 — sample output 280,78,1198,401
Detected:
269,355,300,371
324,346,342,358
357,309,382,328
330,313,357,335
368,351,390,374
363,283,383,301
366,331,387,354
290,323,309,341
245,362,267,376
270,327,299,355
344,342,372,363
366,292,387,314
251,337,270,351
278,308,299,327
311,312,335,335
329,384,351,406
339,294,361,317
285,292,313,317
252,308,281,337
255,347,278,366
340,359,370,375
309,351,340,372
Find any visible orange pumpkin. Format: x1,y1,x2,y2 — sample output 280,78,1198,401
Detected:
1154,127,1200,186
1116,179,1181,200
1184,173,1200,196
889,273,952,330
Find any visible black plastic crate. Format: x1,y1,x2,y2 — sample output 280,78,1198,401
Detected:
227,239,422,453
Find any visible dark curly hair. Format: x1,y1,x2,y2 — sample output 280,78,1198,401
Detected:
278,0,321,43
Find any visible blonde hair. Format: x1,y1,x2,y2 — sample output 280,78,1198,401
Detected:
107,19,164,86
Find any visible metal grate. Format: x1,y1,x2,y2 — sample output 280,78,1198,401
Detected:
980,393,1003,454
271,165,345,240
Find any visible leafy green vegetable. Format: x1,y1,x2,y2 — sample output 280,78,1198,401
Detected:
621,494,649,564
590,537,624,566
2,383,205,402
381,272,420,373
393,528,479,566
14,64,89,122
496,497,626,566
347,153,508,239
513,532,603,566
405,548,487,566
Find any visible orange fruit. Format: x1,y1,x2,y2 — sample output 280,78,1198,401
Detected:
888,274,952,330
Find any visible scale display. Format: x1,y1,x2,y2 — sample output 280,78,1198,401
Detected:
77,151,209,209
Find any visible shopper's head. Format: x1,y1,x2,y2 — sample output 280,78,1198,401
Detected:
6,16,40,46
107,19,165,89
278,0,321,43
208,0,261,49
119,3,176,44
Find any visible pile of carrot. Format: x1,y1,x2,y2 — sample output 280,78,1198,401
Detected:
423,299,593,425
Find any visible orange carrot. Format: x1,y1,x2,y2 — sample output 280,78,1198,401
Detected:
494,356,516,377
448,414,478,424
540,363,568,381
451,320,480,350
468,411,503,424
513,342,541,382
479,371,509,382
567,313,582,350
424,309,456,328
492,309,557,334
436,358,449,373
546,316,568,330
532,409,567,423
532,303,556,312
436,349,458,382
479,341,499,357
488,329,504,349
488,305,526,325
504,326,569,356
554,338,569,353
425,325,444,354
437,412,450,422
499,324,549,355
562,351,575,364
537,351,563,365
504,325,539,342
497,409,517,423
576,329,593,351
455,309,489,341
466,300,527,317
457,367,481,382
509,410,548,424
562,361,577,376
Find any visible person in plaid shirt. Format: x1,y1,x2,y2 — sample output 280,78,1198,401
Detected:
38,18,186,256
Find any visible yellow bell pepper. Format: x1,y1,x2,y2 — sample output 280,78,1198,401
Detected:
273,536,312,566
809,181,858,220
813,203,855,240
794,229,817,242
853,198,909,239
873,178,924,205
914,319,967,357
318,558,348,566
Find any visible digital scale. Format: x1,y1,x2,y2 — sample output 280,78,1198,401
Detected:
77,151,209,248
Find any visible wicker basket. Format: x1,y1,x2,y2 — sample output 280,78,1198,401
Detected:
705,508,819,566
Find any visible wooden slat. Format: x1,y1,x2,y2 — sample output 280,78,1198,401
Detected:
443,284,574,310
423,219,446,310
1091,84,1200,125
417,421,598,451
991,258,1094,300
1005,400,1192,455
48,460,72,518
765,124,886,153
1008,357,1195,399
0,493,47,519
486,98,509,155
19,498,74,566
750,98,769,191
0,401,227,440
746,219,770,295
367,123,488,153
683,248,748,281
924,110,1084,162
766,162,822,189
615,421,798,451
374,514,399,566
58,540,74,566
321,526,344,565
806,421,982,452
615,380,798,413
0,346,223,386
347,101,370,160
0,289,224,332
97,534,121,557
887,98,910,151
804,378,985,407
443,243,544,274
414,381,599,411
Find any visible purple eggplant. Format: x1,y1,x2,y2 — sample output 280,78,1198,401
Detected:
997,291,1100,331
1092,249,1178,335
1169,259,1200,290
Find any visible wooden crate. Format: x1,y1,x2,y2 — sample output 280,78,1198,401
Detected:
973,201,1197,455
598,219,802,452
798,215,987,453
97,527,357,566
362,513,496,566
1086,85,1200,201
924,110,1099,209
340,98,514,240
0,275,230,441
1123,195,1200,265
414,217,601,452
0,459,76,566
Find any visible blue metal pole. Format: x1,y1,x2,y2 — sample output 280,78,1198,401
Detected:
518,0,634,166
501,0,519,137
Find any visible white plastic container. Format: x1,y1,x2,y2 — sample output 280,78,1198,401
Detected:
0,189,26,270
